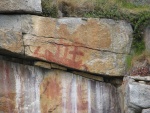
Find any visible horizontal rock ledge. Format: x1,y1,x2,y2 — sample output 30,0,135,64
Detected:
0,15,133,76
0,0,42,14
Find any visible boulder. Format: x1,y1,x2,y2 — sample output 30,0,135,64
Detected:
124,78,150,113
0,0,42,13
23,16,133,76
0,15,133,76
128,82,150,108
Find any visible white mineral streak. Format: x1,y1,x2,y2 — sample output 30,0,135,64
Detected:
13,63,42,113
14,64,21,112
62,73,67,113
96,81,101,113
88,80,91,113
34,68,43,113
71,75,77,113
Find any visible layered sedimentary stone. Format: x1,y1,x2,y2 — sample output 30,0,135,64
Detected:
0,15,133,76
0,0,42,13
0,59,121,113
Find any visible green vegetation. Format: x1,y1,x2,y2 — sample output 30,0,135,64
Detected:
42,0,58,17
126,55,133,69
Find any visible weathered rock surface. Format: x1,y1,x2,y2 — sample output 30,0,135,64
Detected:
0,0,42,13
128,82,150,108
0,15,133,76
124,77,150,113
0,59,121,113
0,29,24,55
34,61,51,69
129,76,150,81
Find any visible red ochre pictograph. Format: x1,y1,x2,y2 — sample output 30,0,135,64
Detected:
34,42,88,70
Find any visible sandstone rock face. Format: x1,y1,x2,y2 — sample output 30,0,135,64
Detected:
0,15,133,76
0,59,121,113
0,15,24,55
0,0,42,13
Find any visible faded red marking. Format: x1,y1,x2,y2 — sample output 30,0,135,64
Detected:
34,41,88,70
3,64,11,95
77,84,88,110
34,46,41,55
43,78,61,99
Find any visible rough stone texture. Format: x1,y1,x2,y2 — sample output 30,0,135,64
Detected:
124,77,150,113
128,82,150,108
72,71,104,81
23,16,133,76
0,15,23,55
34,61,51,69
144,25,150,53
0,29,24,54
0,15,133,76
0,0,42,13
130,76,150,81
0,59,121,113
24,16,133,54
142,108,150,113
51,63,67,70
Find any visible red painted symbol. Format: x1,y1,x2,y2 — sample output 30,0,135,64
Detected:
34,41,88,70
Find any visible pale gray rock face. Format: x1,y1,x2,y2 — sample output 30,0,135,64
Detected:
0,0,42,13
124,78,150,113
128,82,150,108
142,108,150,113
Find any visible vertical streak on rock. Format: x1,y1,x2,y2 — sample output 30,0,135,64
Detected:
34,68,42,113
88,80,91,113
3,61,11,113
14,64,21,112
62,74,67,113
71,75,77,113
96,81,101,113
20,66,42,113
